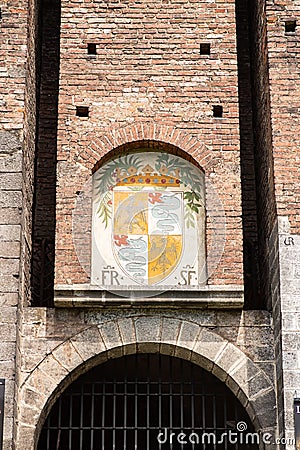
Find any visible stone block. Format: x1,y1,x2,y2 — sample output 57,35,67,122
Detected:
0,207,21,225
117,317,137,354
193,329,227,365
0,172,22,190
52,340,84,373
176,320,201,351
256,362,275,384
0,242,20,259
215,325,240,343
245,371,274,400
215,342,246,371
25,367,58,403
134,316,162,353
0,131,21,155
0,138,21,161
0,293,18,307
174,345,193,361
0,275,19,292
0,361,15,378
225,373,241,396
284,406,294,430
0,259,19,275
190,352,214,372
38,308,85,338
161,317,181,344
71,326,106,361
0,343,16,359
15,424,35,450
18,403,42,428
20,344,51,374
0,324,16,344
160,343,176,357
236,327,274,349
38,354,69,385
282,312,300,331
238,344,275,363
3,416,13,446
22,387,48,413
98,320,122,351
185,310,216,326
215,311,242,327
0,191,22,209
212,363,228,382
254,408,277,431
229,357,260,389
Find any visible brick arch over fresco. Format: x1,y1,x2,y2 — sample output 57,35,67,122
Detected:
92,139,206,175
66,128,221,287
75,122,214,172
16,316,277,449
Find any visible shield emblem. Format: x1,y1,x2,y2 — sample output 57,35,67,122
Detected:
112,188,183,285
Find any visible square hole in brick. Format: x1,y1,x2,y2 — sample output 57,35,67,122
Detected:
87,43,97,55
213,105,223,118
76,106,89,117
200,43,211,55
285,20,296,33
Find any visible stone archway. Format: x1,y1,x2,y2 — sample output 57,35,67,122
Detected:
16,316,277,449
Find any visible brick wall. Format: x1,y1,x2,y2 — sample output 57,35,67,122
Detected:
235,0,260,309
248,0,277,310
267,0,300,233
246,0,284,437
266,0,300,445
31,0,61,306
55,0,243,288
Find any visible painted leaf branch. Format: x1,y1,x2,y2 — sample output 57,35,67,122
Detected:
184,207,195,229
94,154,144,197
155,153,204,203
184,191,203,214
97,192,112,228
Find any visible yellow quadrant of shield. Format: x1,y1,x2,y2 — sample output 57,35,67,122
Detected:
114,191,148,235
148,235,182,284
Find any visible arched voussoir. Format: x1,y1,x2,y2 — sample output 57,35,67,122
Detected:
75,121,214,172
16,317,276,450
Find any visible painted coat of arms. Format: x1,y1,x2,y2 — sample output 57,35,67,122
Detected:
92,152,206,289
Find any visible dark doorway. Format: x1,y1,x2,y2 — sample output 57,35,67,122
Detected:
38,354,258,449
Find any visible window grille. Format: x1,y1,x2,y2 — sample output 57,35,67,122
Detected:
38,354,257,450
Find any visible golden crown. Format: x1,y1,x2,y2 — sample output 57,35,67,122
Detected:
115,164,181,187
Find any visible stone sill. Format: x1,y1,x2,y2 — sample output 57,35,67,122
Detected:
54,284,244,309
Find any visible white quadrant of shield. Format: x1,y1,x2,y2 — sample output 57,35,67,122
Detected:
148,192,183,236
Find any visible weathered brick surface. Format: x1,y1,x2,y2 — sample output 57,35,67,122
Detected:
0,3,27,131
2,0,299,447
0,0,40,448
235,0,261,308
54,0,243,287
247,0,277,312
30,0,61,306
265,0,300,444
266,0,300,233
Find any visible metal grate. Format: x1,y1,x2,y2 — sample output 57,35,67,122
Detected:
38,354,257,450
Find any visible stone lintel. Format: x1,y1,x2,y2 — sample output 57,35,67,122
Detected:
54,284,244,309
